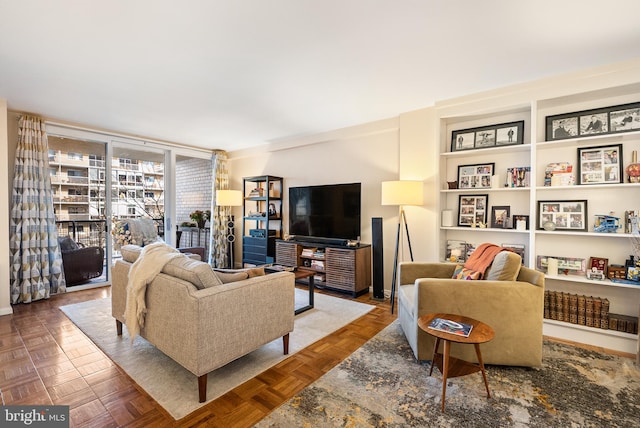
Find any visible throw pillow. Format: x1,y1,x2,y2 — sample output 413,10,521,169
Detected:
58,236,79,252
484,251,522,281
120,245,142,263
162,256,222,289
214,271,250,283
452,264,482,280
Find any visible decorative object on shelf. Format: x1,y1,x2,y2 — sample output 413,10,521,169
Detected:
501,243,525,263
505,167,530,187
587,257,608,280
542,221,556,231
536,256,586,275
593,214,621,233
189,210,211,229
450,120,524,152
625,210,639,234
547,258,559,276
545,101,640,141
577,144,623,185
491,174,501,189
626,150,640,183
447,181,458,189
513,215,529,231
381,180,424,314
544,162,573,186
457,163,494,189
537,200,588,231
607,264,626,280
457,194,488,227
248,187,264,198
445,240,467,263
490,205,510,228
441,209,454,227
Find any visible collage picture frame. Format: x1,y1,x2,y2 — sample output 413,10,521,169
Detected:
457,162,495,189
545,101,640,141
577,144,623,185
451,120,524,152
458,194,488,227
538,200,588,231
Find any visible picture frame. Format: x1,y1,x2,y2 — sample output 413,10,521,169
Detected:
536,256,586,275
587,257,608,280
538,200,588,231
490,205,510,228
451,120,524,152
445,240,468,263
457,163,495,189
545,101,640,141
577,144,623,185
512,214,529,231
458,194,488,227
501,243,525,263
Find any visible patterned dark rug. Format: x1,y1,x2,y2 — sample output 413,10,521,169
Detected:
257,321,639,427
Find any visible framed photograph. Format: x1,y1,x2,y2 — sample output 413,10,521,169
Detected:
458,194,488,227
536,256,586,275
451,120,524,152
457,163,495,189
501,243,525,263
512,214,529,231
445,240,468,263
609,102,640,133
577,144,623,184
490,205,510,228
538,200,588,231
546,114,578,141
587,257,608,280
546,101,640,141
579,111,609,136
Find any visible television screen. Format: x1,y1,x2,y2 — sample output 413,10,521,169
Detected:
289,183,361,241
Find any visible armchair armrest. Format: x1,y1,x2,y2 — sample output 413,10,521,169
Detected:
399,262,457,285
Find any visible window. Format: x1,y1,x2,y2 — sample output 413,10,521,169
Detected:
67,152,83,161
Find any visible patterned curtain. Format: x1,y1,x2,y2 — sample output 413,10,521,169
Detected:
209,151,230,267
9,115,66,303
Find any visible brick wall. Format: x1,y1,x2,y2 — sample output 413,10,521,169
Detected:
176,157,212,226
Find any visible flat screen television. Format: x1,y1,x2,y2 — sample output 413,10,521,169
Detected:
289,183,361,241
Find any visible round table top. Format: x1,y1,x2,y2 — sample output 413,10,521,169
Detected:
417,313,495,344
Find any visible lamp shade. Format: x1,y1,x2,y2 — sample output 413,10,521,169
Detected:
216,189,243,206
381,180,424,206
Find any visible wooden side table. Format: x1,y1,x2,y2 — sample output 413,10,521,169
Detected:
417,313,495,413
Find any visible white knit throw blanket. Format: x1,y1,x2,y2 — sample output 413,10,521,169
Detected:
124,242,182,341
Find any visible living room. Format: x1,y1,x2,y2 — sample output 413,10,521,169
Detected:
1,2,640,427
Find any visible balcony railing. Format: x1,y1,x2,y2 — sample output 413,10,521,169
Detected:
56,219,107,248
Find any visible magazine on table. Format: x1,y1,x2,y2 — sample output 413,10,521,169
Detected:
427,317,473,337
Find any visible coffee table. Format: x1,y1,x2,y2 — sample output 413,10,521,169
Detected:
265,266,315,315
417,313,495,413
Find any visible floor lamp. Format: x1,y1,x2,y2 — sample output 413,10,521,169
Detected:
381,180,424,314
215,189,243,268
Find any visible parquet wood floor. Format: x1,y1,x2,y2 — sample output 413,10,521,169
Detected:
0,286,395,427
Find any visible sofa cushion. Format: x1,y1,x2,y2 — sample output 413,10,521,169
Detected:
58,236,79,252
484,251,522,281
120,245,142,263
452,264,482,280
162,256,222,289
214,271,250,283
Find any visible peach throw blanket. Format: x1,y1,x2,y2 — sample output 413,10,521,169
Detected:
463,243,509,279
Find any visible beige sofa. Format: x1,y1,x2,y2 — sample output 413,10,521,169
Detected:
111,247,295,402
397,259,545,368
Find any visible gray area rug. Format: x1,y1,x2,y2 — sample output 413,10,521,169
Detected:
257,321,640,427
60,289,373,420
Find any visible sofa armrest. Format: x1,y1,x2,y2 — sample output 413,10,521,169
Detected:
399,262,456,286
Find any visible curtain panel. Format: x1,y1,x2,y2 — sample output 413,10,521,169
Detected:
209,151,230,267
9,115,66,303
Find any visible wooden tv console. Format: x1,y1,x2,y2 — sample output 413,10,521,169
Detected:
275,240,371,297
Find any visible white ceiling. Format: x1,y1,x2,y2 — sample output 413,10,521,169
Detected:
2,1,640,152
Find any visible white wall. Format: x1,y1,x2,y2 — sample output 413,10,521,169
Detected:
228,118,408,293
0,100,11,315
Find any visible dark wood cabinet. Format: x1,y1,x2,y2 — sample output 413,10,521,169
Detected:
276,240,371,297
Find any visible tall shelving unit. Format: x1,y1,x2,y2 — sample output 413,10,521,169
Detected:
436,77,640,355
241,175,283,266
